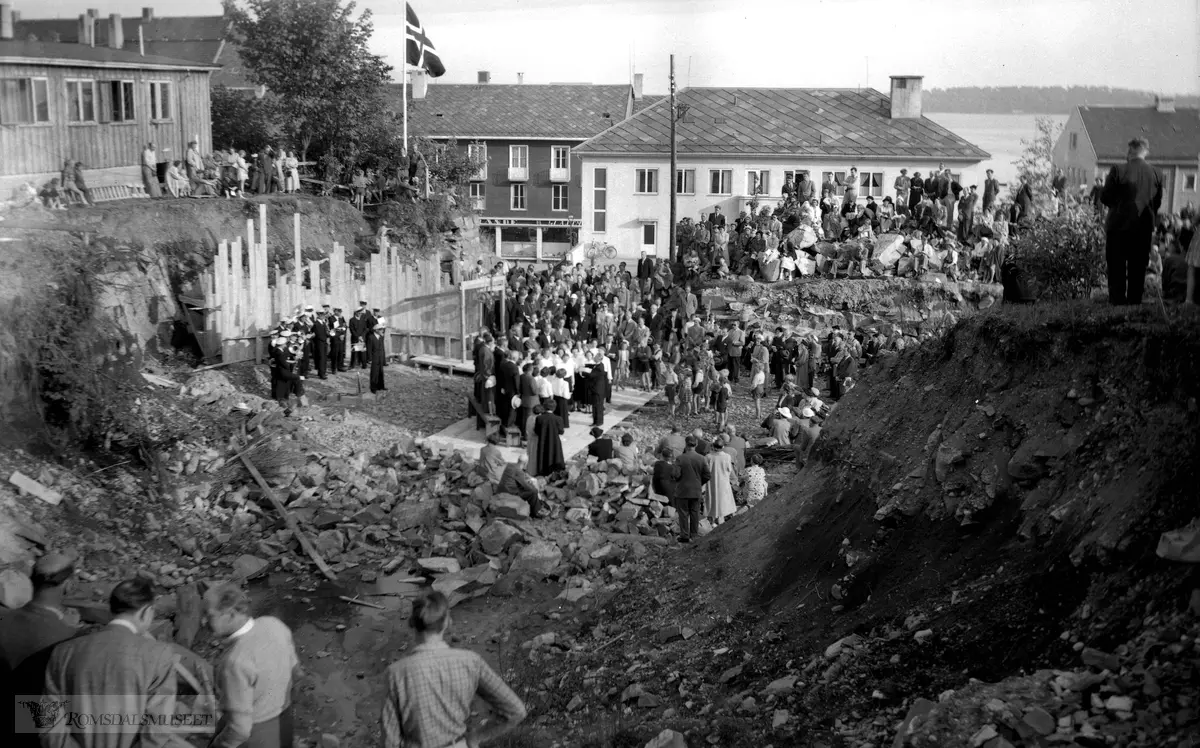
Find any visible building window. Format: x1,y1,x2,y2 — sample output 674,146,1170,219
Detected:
148,81,172,121
746,169,770,195
104,80,135,122
66,80,97,123
509,145,528,169
859,171,884,197
552,145,570,170
552,184,569,211
593,168,607,232
0,77,50,124
709,169,732,195
1070,132,1078,150
510,184,527,211
1184,173,1197,191
676,168,695,195
783,169,809,185
635,168,658,194
467,142,487,180
469,182,485,210
642,222,657,248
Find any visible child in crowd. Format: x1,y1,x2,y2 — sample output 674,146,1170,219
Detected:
614,339,630,390
714,372,731,431
663,364,679,418
750,364,766,420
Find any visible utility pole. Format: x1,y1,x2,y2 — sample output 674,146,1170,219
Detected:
669,54,677,264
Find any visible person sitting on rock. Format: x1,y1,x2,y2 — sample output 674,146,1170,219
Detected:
497,455,546,518
611,432,640,472
477,433,507,485
587,427,614,461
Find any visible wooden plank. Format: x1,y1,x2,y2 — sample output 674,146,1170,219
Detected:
240,454,337,582
459,284,467,362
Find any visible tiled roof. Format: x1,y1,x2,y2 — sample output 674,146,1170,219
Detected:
576,87,990,161
396,84,634,140
1078,106,1200,162
633,95,664,114
0,39,218,69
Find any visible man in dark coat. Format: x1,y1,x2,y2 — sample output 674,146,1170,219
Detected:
674,435,711,542
587,354,608,426
982,169,1000,214
329,308,347,373
473,333,496,429
587,427,614,460
1101,137,1164,306
367,322,387,393
909,171,924,211
271,335,303,404
312,308,330,379
517,363,538,436
496,349,520,427
533,399,565,476
708,206,726,228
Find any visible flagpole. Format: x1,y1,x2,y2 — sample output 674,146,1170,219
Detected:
402,42,409,158
669,54,677,265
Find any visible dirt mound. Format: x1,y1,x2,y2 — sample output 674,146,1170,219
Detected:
510,302,1200,747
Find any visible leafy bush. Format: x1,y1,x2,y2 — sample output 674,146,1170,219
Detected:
1009,205,1106,301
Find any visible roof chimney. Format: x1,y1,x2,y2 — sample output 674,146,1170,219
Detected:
633,73,644,101
78,13,93,46
517,72,524,84
9,9,18,23
0,4,12,41
108,14,124,49
477,70,490,84
1155,95,1176,113
142,7,153,23
411,69,427,100
889,75,923,119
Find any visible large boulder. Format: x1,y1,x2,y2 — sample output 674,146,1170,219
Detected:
0,568,33,609
490,494,530,521
510,540,563,578
478,521,523,556
391,499,440,531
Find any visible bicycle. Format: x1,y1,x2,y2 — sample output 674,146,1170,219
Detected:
582,240,617,262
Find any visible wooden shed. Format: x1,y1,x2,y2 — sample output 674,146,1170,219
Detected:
0,9,216,194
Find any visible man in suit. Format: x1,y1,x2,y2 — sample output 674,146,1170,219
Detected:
348,306,369,369
1102,137,1164,305
311,307,329,380
495,349,520,428
328,308,347,373
636,251,655,299
708,206,726,229
674,435,711,543
517,363,539,437
982,169,1001,215
43,578,191,748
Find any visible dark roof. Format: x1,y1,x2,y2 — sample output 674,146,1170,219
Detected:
0,39,218,69
397,84,634,140
633,95,664,114
576,87,990,161
1078,106,1200,162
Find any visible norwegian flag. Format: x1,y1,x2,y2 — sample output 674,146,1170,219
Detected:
406,3,445,78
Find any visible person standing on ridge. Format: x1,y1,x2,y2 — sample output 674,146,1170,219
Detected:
1102,137,1164,306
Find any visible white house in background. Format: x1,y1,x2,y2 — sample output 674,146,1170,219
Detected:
574,76,990,259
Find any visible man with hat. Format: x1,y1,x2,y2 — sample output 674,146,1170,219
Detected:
1,550,82,740
329,308,347,373
368,317,388,393
792,407,822,468
766,407,792,444
270,329,304,405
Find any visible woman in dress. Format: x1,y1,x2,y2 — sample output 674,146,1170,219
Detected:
742,454,767,506
285,151,300,193
533,399,565,476
704,437,737,525
525,404,542,472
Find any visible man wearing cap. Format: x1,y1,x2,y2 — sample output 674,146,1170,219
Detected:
329,308,347,373
349,305,369,369
792,407,822,468
766,407,792,444
1102,137,1164,305
312,306,330,380
1,552,82,745
43,578,188,748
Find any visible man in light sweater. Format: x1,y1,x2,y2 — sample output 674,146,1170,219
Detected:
204,584,300,748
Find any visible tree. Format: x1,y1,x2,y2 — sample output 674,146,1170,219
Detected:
209,84,282,154
1011,116,1063,215
223,0,393,163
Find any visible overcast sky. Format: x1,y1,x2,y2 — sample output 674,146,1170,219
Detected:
29,0,1200,95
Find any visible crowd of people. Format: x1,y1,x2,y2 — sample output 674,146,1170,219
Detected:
0,553,526,748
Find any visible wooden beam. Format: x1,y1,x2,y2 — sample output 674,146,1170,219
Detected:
459,283,467,362
240,454,337,582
